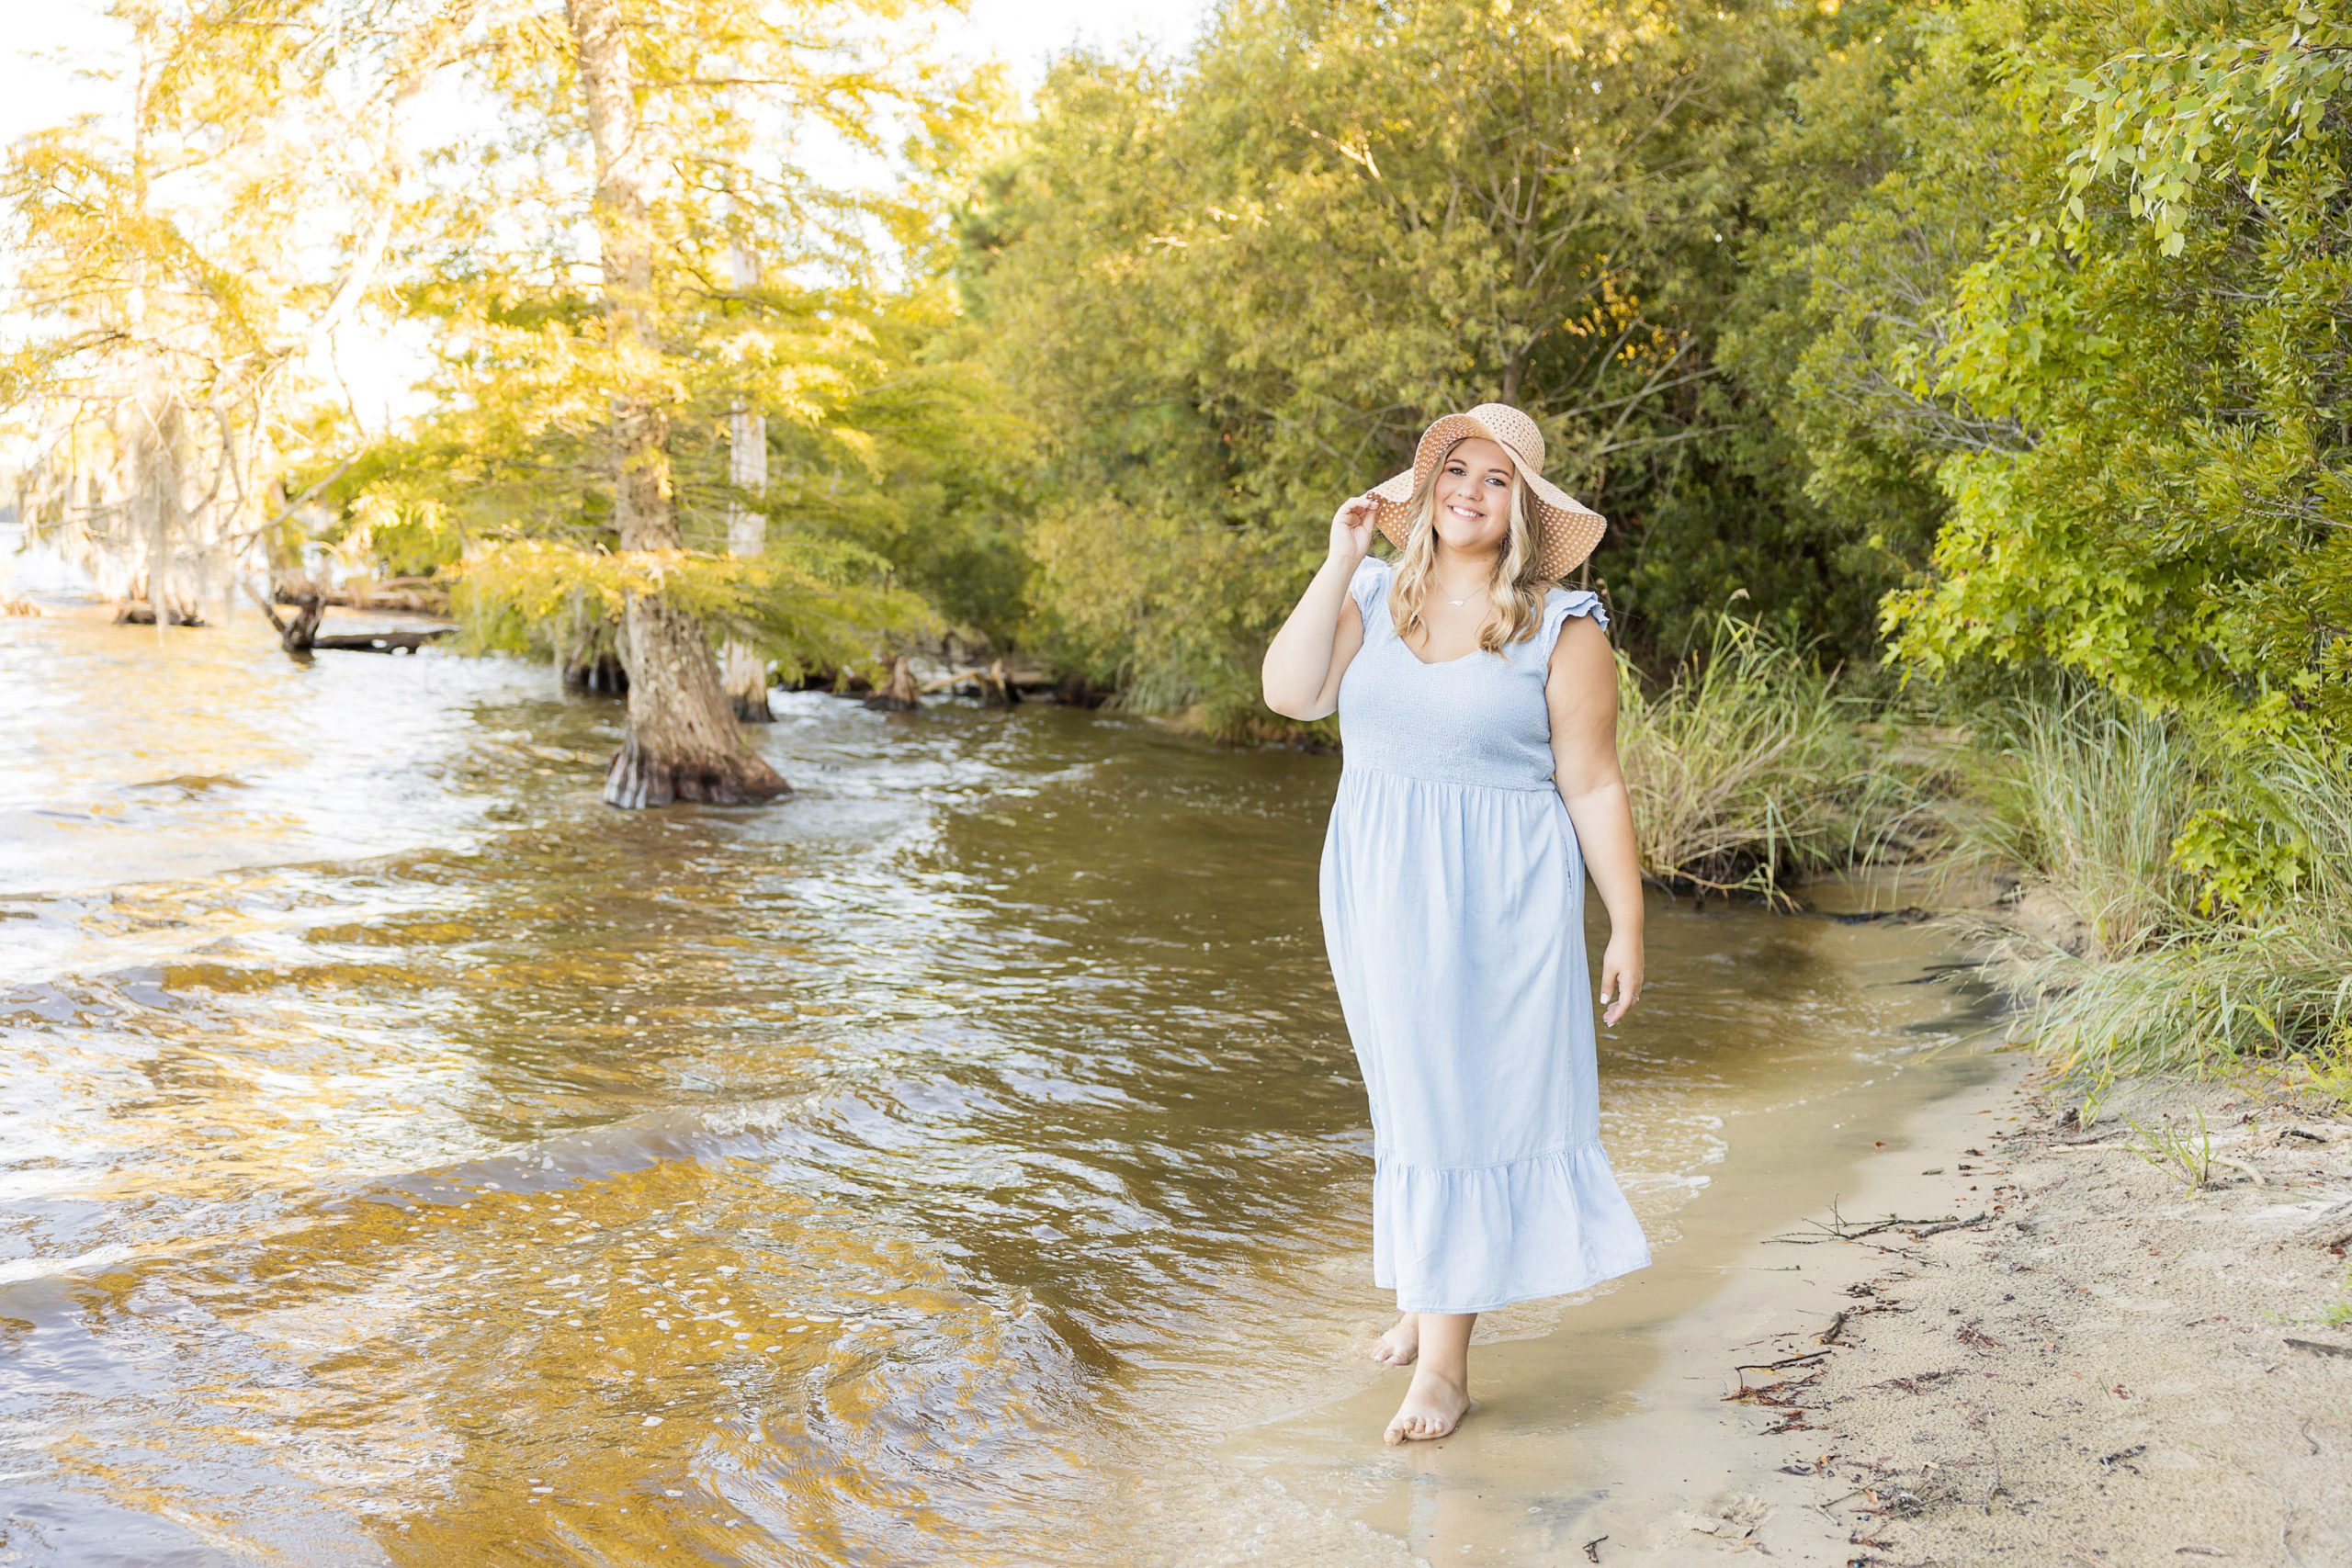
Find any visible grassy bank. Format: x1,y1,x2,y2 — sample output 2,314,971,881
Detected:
1571,622,2350,1102
1953,694,2352,1103
1613,617,1942,905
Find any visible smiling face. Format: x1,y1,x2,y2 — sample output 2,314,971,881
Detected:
1429,436,1517,558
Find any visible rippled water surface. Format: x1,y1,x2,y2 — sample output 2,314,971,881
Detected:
0,606,1974,1565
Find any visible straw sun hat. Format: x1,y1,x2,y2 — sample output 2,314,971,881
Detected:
1367,404,1605,580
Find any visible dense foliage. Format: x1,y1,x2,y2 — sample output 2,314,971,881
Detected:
959,0,1867,725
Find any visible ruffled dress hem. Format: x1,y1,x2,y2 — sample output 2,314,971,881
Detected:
1372,1137,1653,1314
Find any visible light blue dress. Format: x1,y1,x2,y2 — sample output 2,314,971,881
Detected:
1320,557,1652,1314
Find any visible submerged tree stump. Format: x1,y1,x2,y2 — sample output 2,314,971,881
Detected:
266,594,326,651
244,583,448,654
722,644,773,722
862,654,921,712
603,731,792,807
601,596,789,808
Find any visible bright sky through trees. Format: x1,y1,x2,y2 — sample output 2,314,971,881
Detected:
0,0,1210,427
0,0,1209,147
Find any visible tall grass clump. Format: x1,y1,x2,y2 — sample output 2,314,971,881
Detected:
1953,690,2208,956
1616,616,1934,904
1975,694,2352,1096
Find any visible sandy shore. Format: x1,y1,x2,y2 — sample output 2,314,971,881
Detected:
1566,1050,2352,1566
1111,908,2350,1568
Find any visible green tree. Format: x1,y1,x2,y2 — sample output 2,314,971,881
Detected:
1739,0,2350,742
333,0,1013,806
961,0,1812,728
1892,0,2352,739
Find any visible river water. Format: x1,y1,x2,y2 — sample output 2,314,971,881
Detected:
0,605,1982,1566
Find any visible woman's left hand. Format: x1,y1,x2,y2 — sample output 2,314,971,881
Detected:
1598,930,1643,1026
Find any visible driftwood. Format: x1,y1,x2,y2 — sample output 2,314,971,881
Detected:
1768,1200,1960,1245
243,581,449,654
2285,1337,2352,1359
309,628,451,653
919,658,1028,707
1912,1211,1992,1237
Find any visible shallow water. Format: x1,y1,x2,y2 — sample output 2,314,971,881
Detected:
0,605,1980,1565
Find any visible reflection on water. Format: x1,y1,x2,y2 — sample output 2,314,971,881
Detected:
0,607,1972,1564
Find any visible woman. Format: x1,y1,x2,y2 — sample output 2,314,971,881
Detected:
1261,404,1652,1446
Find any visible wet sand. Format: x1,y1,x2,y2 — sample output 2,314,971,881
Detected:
1098,920,2003,1567
1195,1043,2352,1568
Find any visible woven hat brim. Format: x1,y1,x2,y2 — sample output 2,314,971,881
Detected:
1366,416,1606,580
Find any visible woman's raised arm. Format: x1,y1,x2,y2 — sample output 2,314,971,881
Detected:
1261,494,1378,720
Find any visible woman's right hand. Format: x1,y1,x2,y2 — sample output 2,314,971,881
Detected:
1329,493,1379,567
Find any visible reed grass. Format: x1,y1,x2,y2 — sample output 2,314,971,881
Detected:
1968,694,2352,1096
1615,616,1937,905
1948,690,2207,956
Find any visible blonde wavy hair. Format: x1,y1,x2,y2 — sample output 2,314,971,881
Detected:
1390,437,1548,651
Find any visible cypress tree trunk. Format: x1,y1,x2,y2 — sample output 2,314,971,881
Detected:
567,0,786,808
720,233,774,722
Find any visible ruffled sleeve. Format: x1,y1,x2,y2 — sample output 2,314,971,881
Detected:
1536,586,1608,658
1348,556,1393,634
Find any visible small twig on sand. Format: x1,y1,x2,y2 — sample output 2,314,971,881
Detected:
1872,1368,1962,1395
1914,1212,1991,1237
1770,1199,1959,1245
1735,1350,1832,1375
1816,1310,1851,1346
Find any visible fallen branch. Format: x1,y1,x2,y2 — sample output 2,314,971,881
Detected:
308,628,451,652
1735,1350,1831,1374
1913,1212,1991,1237
1770,1200,1958,1245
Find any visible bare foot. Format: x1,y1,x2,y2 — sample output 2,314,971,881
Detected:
1382,1366,1472,1444
1370,1314,1419,1367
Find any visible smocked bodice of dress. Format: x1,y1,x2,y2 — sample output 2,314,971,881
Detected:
1336,557,1609,792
